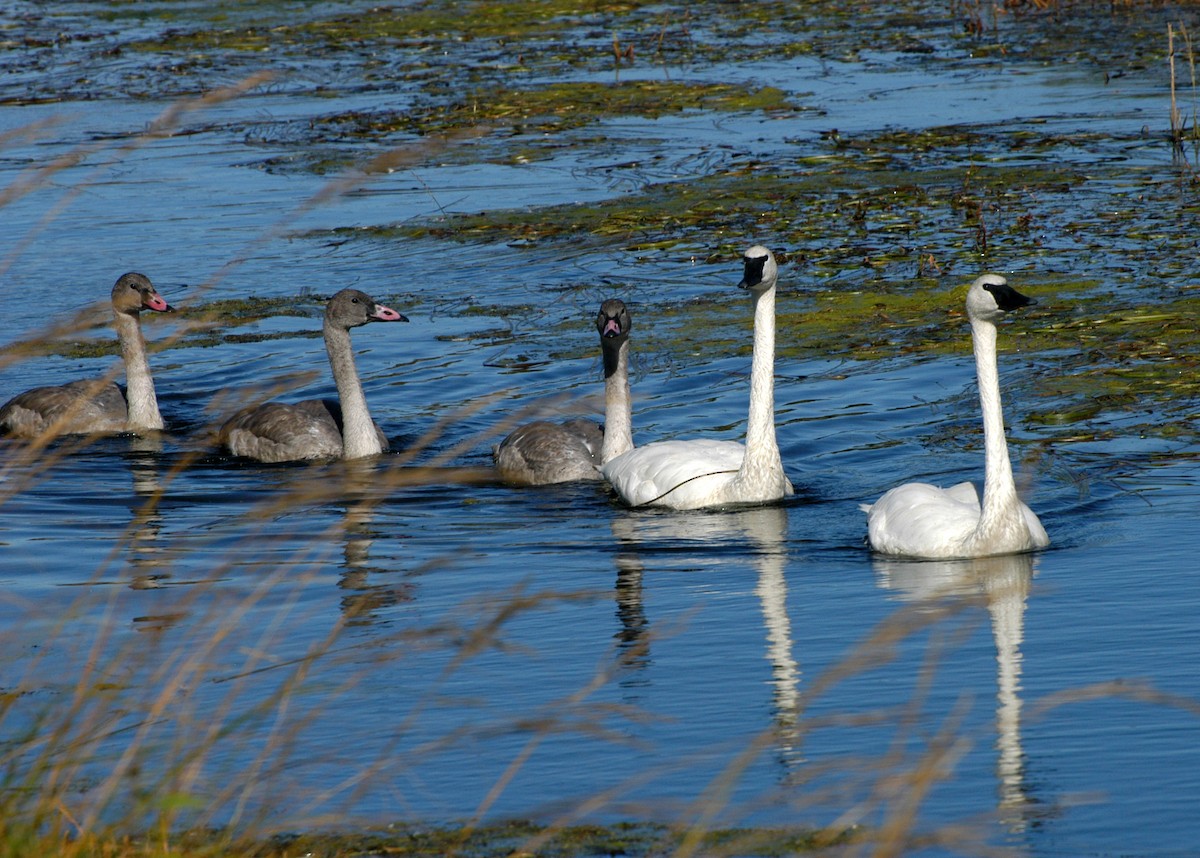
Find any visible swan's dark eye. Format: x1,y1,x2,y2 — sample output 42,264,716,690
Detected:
350,297,360,303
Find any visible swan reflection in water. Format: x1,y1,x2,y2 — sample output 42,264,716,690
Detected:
609,504,802,769
125,435,171,593
124,452,414,627
874,551,1039,833
336,497,415,625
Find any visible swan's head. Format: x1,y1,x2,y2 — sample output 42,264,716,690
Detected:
326,288,409,329
597,298,631,378
737,245,778,293
596,298,631,342
111,272,173,316
966,273,1035,324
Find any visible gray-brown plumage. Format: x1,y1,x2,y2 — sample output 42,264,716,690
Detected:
493,298,633,485
219,288,406,463
1,272,173,439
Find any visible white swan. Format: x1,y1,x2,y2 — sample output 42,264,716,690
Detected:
601,245,793,510
219,288,405,463
862,273,1050,559
1,272,173,438
493,298,634,484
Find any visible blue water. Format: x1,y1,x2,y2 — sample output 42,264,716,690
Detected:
2,7,1199,856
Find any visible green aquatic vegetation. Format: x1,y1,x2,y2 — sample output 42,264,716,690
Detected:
167,295,325,352
1020,301,1200,432
178,328,323,352
775,285,1200,440
314,111,1195,443
178,295,314,324
369,146,1080,270
0,817,853,857
574,263,1200,439
125,0,666,55
0,296,326,360
309,81,799,142
14,0,1188,108
256,818,852,857
260,80,797,174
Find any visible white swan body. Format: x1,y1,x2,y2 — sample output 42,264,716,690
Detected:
602,245,793,510
863,274,1050,559
0,272,173,438
493,298,633,484
220,288,405,463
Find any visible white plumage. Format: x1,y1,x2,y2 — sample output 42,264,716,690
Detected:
602,245,793,510
863,273,1050,559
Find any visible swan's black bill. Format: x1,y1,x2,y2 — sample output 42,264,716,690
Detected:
738,253,768,289
984,281,1036,312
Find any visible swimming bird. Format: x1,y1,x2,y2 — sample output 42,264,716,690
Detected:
601,245,793,510
493,298,634,484
219,288,405,463
1,272,173,439
862,273,1050,559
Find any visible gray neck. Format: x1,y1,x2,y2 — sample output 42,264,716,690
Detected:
325,321,380,459
116,311,163,431
972,319,1019,530
599,338,633,464
735,285,784,487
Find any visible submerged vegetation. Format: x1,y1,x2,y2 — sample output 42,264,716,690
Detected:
3,0,1197,466
308,81,799,143
2,818,857,858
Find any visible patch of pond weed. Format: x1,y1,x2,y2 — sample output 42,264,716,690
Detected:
6,0,1190,106
287,100,1197,439
6,4,1198,431
254,818,855,858
247,80,799,175
0,295,334,360
353,123,1097,278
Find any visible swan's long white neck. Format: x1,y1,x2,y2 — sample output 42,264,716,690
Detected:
116,311,163,431
600,338,633,464
972,318,1019,534
325,321,380,459
734,283,784,492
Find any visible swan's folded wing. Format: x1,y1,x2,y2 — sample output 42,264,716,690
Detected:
601,439,744,508
943,480,981,505
493,420,601,484
1,379,127,437
295,398,342,429
293,398,389,451
559,417,604,460
1020,501,1051,549
221,400,342,462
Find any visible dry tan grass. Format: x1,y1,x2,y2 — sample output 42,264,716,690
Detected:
1169,22,1200,176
